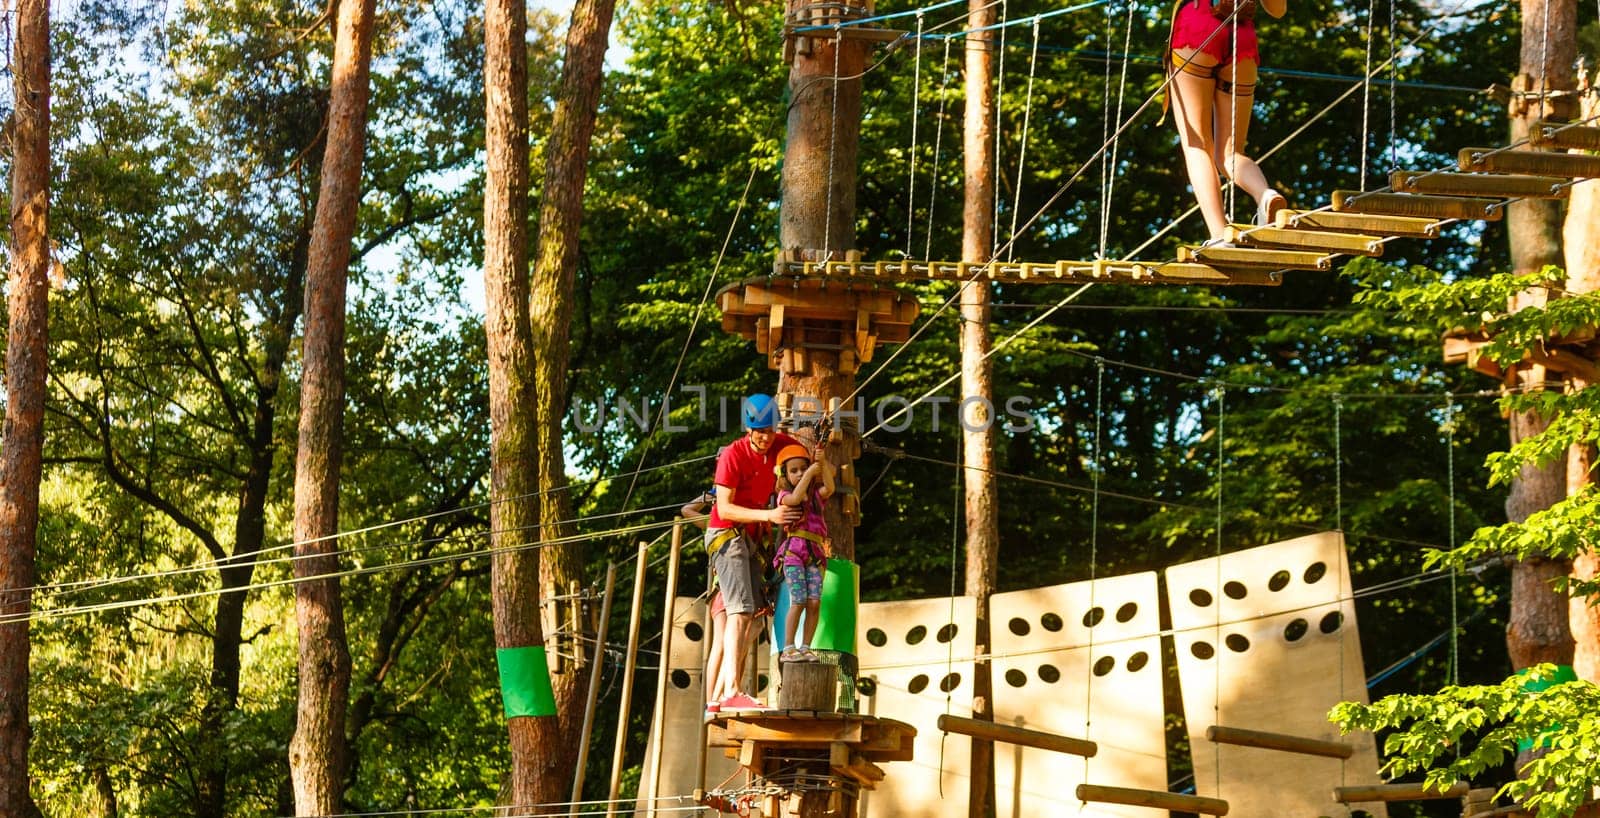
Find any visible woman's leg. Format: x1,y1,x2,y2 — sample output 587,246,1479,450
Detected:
1170,48,1229,240
1211,59,1271,203
706,606,726,701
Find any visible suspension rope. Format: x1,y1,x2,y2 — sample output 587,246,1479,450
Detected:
1084,357,1105,786
1098,0,1136,258
823,27,843,258
992,0,1009,257
1211,383,1225,798
1387,0,1397,172
1445,394,1459,687
907,12,926,257
1334,394,1344,531
939,426,962,797
1006,17,1042,259
1360,0,1376,189
925,36,956,259
1098,1,1115,255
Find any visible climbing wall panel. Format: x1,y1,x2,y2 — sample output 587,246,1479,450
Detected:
638,596,772,810
990,573,1167,818
1167,532,1387,818
856,595,976,818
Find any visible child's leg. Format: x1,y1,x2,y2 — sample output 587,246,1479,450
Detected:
800,564,824,647
781,564,805,652
1170,49,1229,239
1211,59,1271,201
706,606,726,701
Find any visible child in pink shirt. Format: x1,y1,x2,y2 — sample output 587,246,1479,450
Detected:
771,443,834,661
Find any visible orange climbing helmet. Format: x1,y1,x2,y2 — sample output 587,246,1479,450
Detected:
772,443,812,475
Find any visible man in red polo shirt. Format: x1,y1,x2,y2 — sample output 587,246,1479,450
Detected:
705,394,803,710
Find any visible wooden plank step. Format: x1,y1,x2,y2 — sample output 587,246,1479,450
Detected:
1225,223,1384,256
1177,244,1333,271
1077,784,1229,816
1335,782,1471,803
1276,208,1443,238
1458,146,1600,178
938,714,1098,758
1204,725,1354,759
1391,170,1569,199
1528,120,1600,151
1332,190,1503,221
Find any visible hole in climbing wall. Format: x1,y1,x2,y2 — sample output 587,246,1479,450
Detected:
939,673,962,693
1126,652,1150,672
671,669,691,689
1006,669,1027,687
937,623,959,643
1082,607,1105,628
757,630,769,644
1225,634,1251,653
1116,602,1138,623
866,628,888,647
1038,664,1061,683
758,674,770,692
1190,588,1213,607
1093,656,1115,677
684,622,704,642
1268,570,1291,592
1320,611,1344,634
856,677,877,697
1191,641,1215,660
1304,561,1328,584
1008,617,1031,636
1040,612,1064,632
1223,581,1248,600
908,674,930,694
906,625,928,645
1284,618,1309,642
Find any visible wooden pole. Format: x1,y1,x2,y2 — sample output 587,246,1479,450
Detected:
604,541,652,818
1333,782,1471,802
645,523,683,818
1203,725,1353,759
1076,784,1229,815
571,562,616,804
937,715,1098,758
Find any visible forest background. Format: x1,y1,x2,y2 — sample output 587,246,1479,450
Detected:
3,0,1599,815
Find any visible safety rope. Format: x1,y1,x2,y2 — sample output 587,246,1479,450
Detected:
1098,0,1137,259
1387,0,1397,172
1085,357,1105,787
1360,0,1375,190
1211,383,1225,799
823,28,844,257
1334,395,1343,532
1006,17,1042,259
939,427,962,796
992,0,1009,257
906,13,925,257
925,36,956,259
1445,394,1459,687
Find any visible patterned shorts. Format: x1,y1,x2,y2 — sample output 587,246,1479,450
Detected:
783,563,824,604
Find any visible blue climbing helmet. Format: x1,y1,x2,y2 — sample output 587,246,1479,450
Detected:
742,394,776,429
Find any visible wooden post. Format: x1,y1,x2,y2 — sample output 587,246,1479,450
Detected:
645,523,683,818
604,541,652,818
777,661,837,711
571,562,616,804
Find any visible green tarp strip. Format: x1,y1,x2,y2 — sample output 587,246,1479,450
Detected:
497,645,557,718
811,558,858,653
1516,663,1578,751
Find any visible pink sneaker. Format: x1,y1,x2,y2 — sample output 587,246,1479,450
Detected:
704,700,721,714
719,692,768,711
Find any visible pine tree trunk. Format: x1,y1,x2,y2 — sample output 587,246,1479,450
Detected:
485,0,561,809
1504,0,1576,677
0,2,50,815
288,0,377,811
529,0,616,790
960,1,999,812
1563,70,1600,682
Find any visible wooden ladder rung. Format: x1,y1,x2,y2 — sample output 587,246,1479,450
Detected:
1334,782,1471,803
1391,171,1570,199
790,25,906,42
1276,208,1443,238
1204,725,1354,759
1177,244,1333,271
1332,190,1504,222
1225,224,1383,256
1138,262,1286,286
937,714,1098,758
1458,146,1600,178
1076,784,1229,816
1529,120,1600,151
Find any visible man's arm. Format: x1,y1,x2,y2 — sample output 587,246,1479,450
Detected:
716,485,801,525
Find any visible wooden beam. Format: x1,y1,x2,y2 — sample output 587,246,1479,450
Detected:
1333,190,1504,221
1391,171,1570,199
1277,208,1443,238
1203,725,1354,759
724,718,864,745
1458,146,1600,178
1176,244,1334,271
1225,224,1384,256
937,714,1098,758
1076,784,1229,815
1528,120,1600,151
1334,782,1471,803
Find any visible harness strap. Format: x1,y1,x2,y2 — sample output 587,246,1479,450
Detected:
1217,79,1255,96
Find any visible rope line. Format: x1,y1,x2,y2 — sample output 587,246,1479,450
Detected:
906,11,925,258
1005,17,1041,259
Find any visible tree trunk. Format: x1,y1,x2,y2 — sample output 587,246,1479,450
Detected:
960,0,999,813
0,2,50,815
1504,0,1576,673
485,0,561,810
1563,70,1599,683
288,0,377,811
528,0,616,791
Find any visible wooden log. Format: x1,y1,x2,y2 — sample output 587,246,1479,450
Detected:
937,714,1098,758
1528,120,1600,150
1391,170,1569,199
1176,244,1334,271
1458,146,1600,178
1203,725,1354,759
778,660,838,711
1276,208,1443,238
1225,224,1385,256
1333,782,1470,802
1332,190,1504,221
1076,784,1229,815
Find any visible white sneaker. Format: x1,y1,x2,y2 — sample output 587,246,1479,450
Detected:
1256,189,1287,226
1200,237,1237,250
